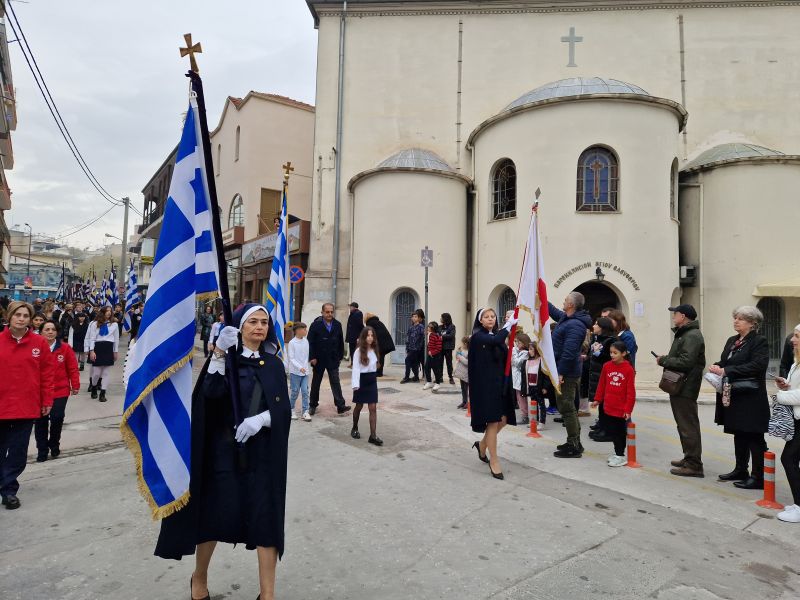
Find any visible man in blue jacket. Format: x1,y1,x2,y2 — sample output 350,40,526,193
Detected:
549,291,593,458
307,303,351,416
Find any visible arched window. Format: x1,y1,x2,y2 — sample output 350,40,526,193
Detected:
228,194,244,228
497,287,517,319
235,126,241,162
670,158,679,220
576,146,619,212
393,289,418,346
757,297,785,360
491,159,517,220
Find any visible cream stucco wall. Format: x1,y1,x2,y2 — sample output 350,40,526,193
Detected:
211,95,315,241
680,162,800,366
349,172,468,356
472,99,681,382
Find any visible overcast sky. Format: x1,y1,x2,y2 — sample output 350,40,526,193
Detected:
5,0,318,249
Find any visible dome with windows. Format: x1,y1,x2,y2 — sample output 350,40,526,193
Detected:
682,142,792,172
506,77,650,111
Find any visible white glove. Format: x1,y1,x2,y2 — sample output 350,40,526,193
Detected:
215,326,239,352
503,315,519,331
235,410,272,443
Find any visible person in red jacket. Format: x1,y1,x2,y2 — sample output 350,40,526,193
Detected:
0,301,55,510
591,340,636,468
34,320,79,462
423,321,444,392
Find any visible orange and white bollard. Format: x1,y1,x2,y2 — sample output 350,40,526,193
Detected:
626,421,642,468
466,400,471,417
526,399,542,438
756,451,784,510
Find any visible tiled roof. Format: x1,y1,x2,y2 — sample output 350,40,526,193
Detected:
506,77,649,110
682,143,785,172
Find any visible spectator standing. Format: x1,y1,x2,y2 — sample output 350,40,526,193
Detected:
423,321,444,391
364,313,395,377
608,309,638,367
209,313,224,348
440,313,457,385
548,292,593,458
34,320,79,462
0,301,54,510
287,322,312,422
587,317,618,443
708,306,770,489
781,333,795,379
592,340,637,467
657,304,706,478
454,336,470,409
775,324,800,523
345,302,364,367
511,333,531,424
307,303,350,415
400,312,425,383
198,305,215,358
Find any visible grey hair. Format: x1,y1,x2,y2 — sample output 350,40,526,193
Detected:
732,305,763,327
567,291,585,311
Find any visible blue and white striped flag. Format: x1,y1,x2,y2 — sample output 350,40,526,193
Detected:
264,186,288,357
109,269,119,307
56,272,64,301
121,98,221,519
123,261,140,333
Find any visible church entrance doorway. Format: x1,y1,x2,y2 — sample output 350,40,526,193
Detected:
573,281,621,320
391,288,419,364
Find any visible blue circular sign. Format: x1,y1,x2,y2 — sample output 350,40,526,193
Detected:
289,266,305,284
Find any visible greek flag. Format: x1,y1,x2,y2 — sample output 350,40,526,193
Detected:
56,272,64,301
123,261,140,332
264,186,288,357
109,269,119,307
121,97,221,519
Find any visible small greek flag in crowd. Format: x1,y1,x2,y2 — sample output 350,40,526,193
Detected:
264,186,288,357
56,273,64,301
123,261,140,333
109,269,119,307
121,97,221,519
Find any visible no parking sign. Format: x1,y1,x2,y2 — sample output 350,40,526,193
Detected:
289,266,305,284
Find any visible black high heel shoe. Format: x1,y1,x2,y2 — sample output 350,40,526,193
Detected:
190,576,210,600
489,466,504,480
472,441,489,463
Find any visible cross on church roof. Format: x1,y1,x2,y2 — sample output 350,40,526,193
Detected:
180,33,202,74
560,26,583,68
283,161,295,182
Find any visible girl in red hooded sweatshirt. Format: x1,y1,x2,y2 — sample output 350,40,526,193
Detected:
592,340,636,468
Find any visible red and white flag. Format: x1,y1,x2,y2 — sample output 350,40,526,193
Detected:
516,206,560,390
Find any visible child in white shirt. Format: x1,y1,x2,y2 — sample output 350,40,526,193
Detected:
287,322,311,421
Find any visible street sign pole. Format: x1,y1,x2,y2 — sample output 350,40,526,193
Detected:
290,283,295,323
420,246,433,362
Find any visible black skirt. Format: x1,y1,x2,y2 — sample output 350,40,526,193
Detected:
353,372,378,404
91,341,115,366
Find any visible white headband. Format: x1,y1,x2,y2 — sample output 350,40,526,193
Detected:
239,305,269,330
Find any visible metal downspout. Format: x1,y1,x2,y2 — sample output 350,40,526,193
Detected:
332,1,347,304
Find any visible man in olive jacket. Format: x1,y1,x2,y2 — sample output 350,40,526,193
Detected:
657,304,706,477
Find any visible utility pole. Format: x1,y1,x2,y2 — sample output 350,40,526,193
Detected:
120,196,130,287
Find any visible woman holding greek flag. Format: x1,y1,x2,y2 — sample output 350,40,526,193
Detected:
156,303,291,600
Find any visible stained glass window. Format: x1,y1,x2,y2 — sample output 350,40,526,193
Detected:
576,147,619,212
492,159,517,220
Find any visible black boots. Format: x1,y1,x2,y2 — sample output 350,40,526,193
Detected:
98,390,107,403
90,384,98,399
718,465,749,482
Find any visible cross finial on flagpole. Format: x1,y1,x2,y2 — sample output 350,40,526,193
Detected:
180,33,203,74
282,161,294,183
533,187,541,212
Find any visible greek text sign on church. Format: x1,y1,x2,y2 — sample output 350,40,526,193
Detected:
301,0,800,380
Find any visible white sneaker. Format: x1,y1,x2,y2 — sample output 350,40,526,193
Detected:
433,384,441,392
777,504,800,523
291,413,299,421
302,411,312,422
608,455,627,468
607,453,617,461
422,383,432,390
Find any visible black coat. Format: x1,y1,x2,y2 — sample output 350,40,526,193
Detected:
588,333,616,401
780,334,795,378
345,310,364,344
71,318,89,352
308,317,345,368
59,312,74,341
468,323,516,433
365,316,396,357
156,351,291,559
713,332,770,434
440,324,456,351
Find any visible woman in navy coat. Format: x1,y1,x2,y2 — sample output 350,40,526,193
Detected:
469,308,518,480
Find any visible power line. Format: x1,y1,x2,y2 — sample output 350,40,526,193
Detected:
52,204,118,239
6,4,123,208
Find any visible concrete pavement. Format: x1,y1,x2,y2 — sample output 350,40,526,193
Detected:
3,345,799,599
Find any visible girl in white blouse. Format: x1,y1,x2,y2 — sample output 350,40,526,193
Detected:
351,327,382,446
86,306,119,402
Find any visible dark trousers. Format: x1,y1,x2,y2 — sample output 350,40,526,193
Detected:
555,377,581,446
529,389,546,424
424,354,444,384
35,397,68,454
0,419,35,498
310,364,346,410
459,380,469,405
605,414,628,456
443,350,453,379
669,395,703,470
733,430,767,479
202,340,209,357
348,342,357,362
404,349,423,379
781,420,800,504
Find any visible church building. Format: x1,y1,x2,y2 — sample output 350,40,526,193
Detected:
302,0,800,382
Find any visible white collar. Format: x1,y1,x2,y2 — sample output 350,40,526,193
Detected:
50,341,57,351
242,347,260,359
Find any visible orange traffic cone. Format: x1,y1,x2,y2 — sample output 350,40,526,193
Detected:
526,399,542,438
626,421,642,468
466,399,471,417
756,451,784,510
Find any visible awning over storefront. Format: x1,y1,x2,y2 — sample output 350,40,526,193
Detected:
753,277,800,298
